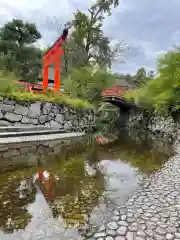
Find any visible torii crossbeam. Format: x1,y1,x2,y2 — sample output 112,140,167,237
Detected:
42,23,71,93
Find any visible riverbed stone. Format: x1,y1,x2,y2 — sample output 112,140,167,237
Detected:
115,237,125,240
106,237,114,240
118,221,128,227
89,143,180,240
117,226,127,235
99,225,106,232
175,233,180,238
166,233,174,240
107,222,118,230
111,216,120,221
94,232,106,238
106,229,117,237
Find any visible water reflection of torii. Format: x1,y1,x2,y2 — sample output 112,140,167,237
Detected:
34,169,60,217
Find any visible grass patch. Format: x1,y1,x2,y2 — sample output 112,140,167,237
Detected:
0,70,94,110
2,91,94,110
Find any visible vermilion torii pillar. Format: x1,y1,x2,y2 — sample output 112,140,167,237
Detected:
42,25,70,93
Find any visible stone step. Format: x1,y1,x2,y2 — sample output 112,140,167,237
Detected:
0,132,85,144
0,126,58,132
0,129,67,138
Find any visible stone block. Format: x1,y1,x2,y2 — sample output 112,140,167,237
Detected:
3,149,20,158
55,114,64,123
49,120,62,129
4,112,22,122
0,103,14,112
42,103,52,114
21,116,30,124
3,99,16,105
0,111,3,119
29,118,38,125
0,120,12,126
28,102,41,118
64,121,72,130
39,115,51,124
14,104,29,115
27,153,38,166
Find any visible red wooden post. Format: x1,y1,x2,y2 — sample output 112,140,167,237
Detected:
43,62,49,91
54,56,60,93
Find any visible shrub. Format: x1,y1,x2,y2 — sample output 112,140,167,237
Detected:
125,47,180,115
0,70,94,110
64,66,115,105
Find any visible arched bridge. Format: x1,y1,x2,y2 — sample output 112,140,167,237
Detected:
101,85,137,130
101,85,136,110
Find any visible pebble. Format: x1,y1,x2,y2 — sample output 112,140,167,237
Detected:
115,237,125,240
106,230,117,237
166,233,174,240
117,226,127,236
106,237,114,240
111,216,120,221
118,221,128,227
94,232,107,238
175,233,180,238
107,222,118,230
88,146,180,240
99,225,106,232
121,215,126,221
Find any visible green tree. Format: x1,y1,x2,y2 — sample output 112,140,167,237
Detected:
126,47,180,114
0,19,42,83
64,66,115,104
133,67,147,86
63,0,122,71
147,70,155,78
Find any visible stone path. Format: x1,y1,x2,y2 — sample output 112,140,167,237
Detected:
86,144,180,240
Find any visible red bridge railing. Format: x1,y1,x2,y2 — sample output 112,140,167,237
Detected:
102,85,126,98
15,81,53,94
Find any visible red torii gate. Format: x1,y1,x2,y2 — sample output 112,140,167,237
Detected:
42,23,71,93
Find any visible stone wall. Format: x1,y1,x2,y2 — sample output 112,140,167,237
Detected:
0,135,92,171
0,97,95,132
128,109,179,140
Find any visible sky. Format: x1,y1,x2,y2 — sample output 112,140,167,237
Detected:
0,0,179,74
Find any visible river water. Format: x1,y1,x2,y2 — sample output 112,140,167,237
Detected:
0,133,175,239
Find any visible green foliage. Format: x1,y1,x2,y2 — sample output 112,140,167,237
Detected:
132,67,153,87
64,66,115,104
64,0,121,71
125,47,180,114
0,70,93,110
95,102,119,133
0,70,20,93
0,19,41,45
0,19,42,83
3,91,94,110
